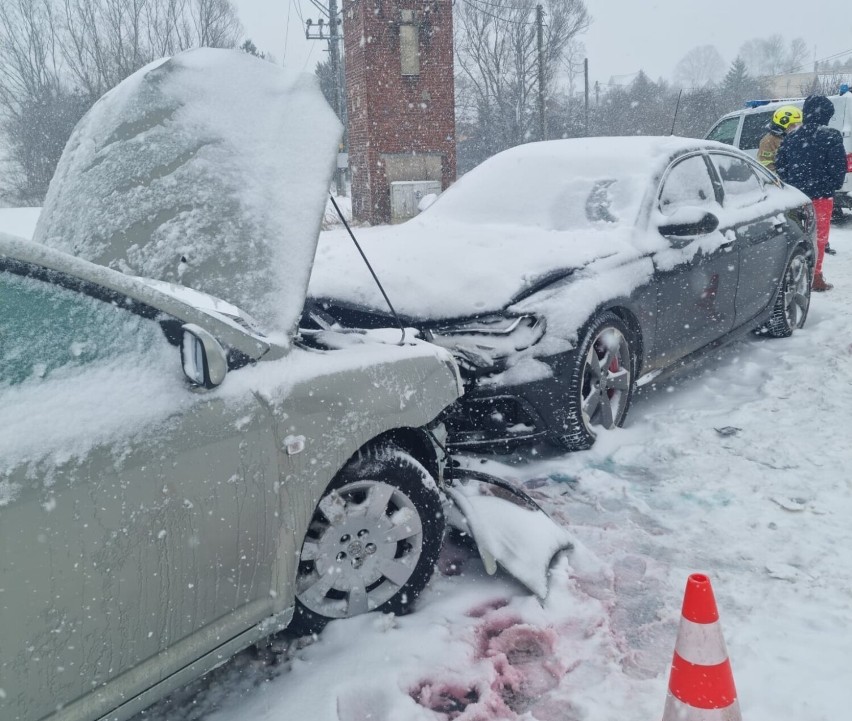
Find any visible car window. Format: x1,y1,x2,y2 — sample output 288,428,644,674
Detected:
706,117,739,145
709,154,766,209
658,155,717,216
739,112,773,151
0,269,169,387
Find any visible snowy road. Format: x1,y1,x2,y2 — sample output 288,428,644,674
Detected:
130,220,850,720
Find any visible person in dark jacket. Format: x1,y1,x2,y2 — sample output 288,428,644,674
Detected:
776,95,847,291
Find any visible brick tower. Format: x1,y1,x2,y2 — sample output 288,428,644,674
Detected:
343,0,456,224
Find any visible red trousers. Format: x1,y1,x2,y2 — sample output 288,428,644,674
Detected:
813,197,834,276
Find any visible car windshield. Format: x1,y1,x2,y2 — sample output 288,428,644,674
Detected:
420,137,667,232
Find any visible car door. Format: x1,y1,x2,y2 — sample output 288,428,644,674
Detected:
707,152,790,327
652,152,738,363
0,265,282,721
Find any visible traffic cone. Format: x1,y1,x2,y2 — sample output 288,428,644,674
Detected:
662,573,741,721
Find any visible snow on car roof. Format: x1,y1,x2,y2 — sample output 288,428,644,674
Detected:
310,136,709,320
33,48,341,340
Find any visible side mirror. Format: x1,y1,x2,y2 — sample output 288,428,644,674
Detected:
181,323,227,389
658,207,720,240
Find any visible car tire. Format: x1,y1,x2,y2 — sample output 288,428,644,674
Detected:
763,249,810,338
290,445,444,635
556,311,636,452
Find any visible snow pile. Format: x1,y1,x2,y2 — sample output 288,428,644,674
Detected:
34,48,341,337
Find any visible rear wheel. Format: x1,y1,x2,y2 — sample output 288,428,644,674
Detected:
557,312,636,451
763,249,810,338
290,445,444,634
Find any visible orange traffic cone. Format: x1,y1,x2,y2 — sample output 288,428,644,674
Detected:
662,573,741,721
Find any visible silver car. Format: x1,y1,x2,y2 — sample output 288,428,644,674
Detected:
0,49,463,721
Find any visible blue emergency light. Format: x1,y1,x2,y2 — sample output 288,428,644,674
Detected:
840,84,850,96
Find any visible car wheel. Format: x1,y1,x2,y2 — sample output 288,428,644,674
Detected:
763,249,810,338
290,445,444,634
558,312,636,451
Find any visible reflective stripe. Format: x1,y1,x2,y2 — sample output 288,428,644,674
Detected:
668,653,738,710
674,618,729,665
663,693,742,721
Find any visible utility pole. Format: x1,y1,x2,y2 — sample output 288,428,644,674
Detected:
536,4,546,141
306,0,347,196
584,57,589,135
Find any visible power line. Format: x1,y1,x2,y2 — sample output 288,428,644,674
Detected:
465,0,536,12
283,0,294,62
787,47,852,74
461,0,535,25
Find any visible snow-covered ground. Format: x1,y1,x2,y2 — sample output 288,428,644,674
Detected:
125,219,852,721
4,205,848,719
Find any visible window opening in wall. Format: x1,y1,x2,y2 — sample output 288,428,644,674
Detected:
400,10,420,76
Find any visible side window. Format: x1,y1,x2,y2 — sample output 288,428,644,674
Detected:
739,112,774,151
709,154,766,209
658,155,717,216
706,117,739,146
0,270,169,387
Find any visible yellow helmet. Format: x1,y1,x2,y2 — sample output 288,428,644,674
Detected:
773,105,803,129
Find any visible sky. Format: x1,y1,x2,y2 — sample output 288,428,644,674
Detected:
230,0,852,87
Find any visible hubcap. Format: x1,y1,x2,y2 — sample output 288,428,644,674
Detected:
783,256,809,329
296,480,423,619
580,326,631,432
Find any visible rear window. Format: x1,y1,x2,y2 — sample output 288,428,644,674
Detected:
740,112,773,151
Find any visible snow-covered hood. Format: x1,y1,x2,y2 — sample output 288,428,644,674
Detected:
33,48,341,341
310,220,640,320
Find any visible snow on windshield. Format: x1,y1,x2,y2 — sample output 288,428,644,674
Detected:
33,48,341,338
423,137,661,231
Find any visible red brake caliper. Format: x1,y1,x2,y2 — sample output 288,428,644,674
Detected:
607,355,620,399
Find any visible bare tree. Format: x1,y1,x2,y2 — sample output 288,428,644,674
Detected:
0,0,243,202
738,35,808,77
673,45,726,89
454,0,590,167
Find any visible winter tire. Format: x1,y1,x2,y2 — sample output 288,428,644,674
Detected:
290,445,444,634
763,249,810,338
557,311,636,452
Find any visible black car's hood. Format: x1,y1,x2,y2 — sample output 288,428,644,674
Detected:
308,217,639,320
306,265,578,330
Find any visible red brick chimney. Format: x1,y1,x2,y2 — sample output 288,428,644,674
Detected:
343,0,456,224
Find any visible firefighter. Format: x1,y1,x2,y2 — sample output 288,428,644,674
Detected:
757,105,802,173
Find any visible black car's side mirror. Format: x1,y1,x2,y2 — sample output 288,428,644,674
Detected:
658,207,720,240
181,323,228,389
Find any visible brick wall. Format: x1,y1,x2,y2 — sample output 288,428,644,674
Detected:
343,0,456,224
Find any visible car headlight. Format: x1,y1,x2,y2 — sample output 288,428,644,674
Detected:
423,314,546,371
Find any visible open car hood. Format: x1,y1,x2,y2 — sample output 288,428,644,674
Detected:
34,48,341,341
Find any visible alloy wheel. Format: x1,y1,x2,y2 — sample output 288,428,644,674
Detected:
580,326,632,431
783,255,809,329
